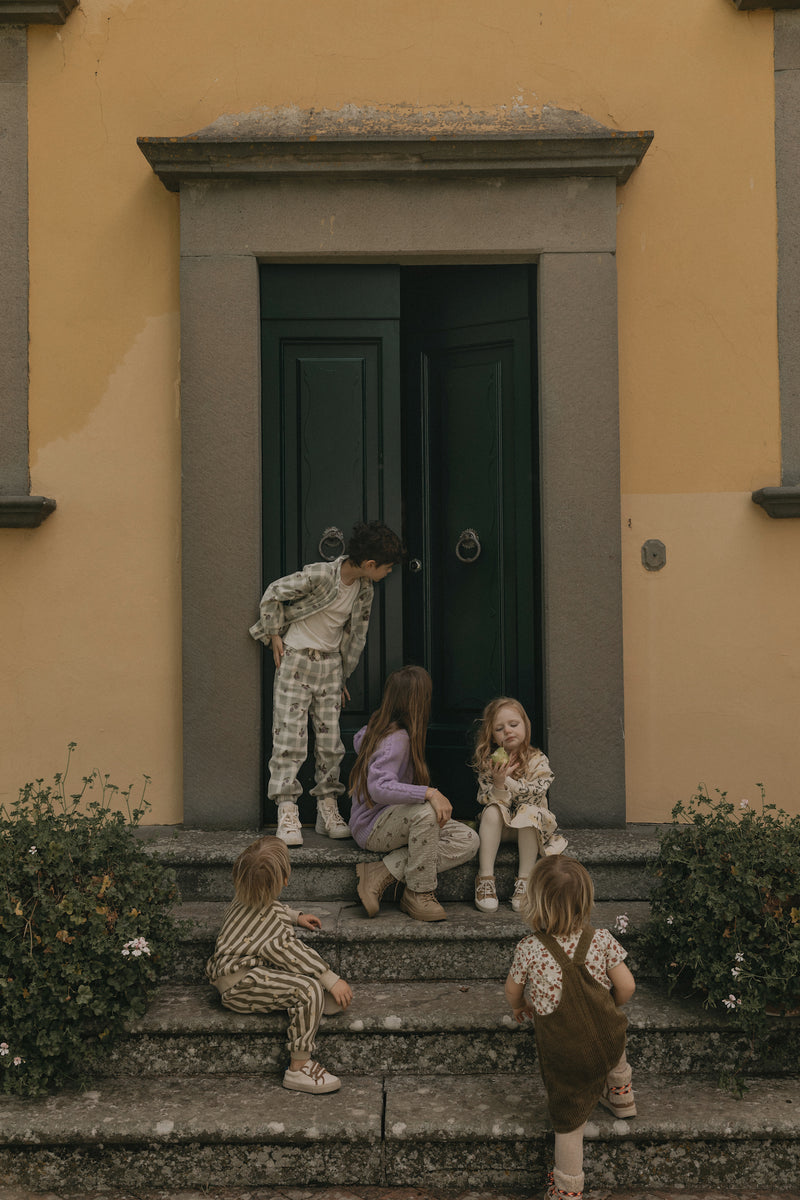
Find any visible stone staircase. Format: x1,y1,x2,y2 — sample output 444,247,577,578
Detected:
1,826,798,1194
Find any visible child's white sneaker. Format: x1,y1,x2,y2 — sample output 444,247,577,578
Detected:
282,1059,341,1094
511,876,527,912
276,802,303,846
545,1167,584,1198
599,1079,637,1118
315,798,351,839
544,833,568,856
475,875,499,913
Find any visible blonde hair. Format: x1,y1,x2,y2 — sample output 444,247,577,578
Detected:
349,665,432,808
472,696,537,778
522,856,594,937
231,836,290,908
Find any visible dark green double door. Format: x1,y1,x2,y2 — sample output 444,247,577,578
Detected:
260,264,541,821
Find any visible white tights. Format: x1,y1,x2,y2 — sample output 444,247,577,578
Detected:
554,1124,585,1176
477,803,539,879
552,1051,632,1187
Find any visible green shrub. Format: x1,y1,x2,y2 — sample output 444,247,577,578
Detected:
0,745,179,1096
644,785,800,1084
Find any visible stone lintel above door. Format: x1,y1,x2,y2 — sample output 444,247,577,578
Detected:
138,104,653,191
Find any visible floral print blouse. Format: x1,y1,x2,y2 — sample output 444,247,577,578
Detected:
509,927,627,1015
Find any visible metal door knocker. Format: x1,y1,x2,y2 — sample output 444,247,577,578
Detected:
455,528,482,563
318,526,345,561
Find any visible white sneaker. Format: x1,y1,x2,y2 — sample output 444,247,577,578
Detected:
543,833,569,857
475,875,499,913
283,1059,341,1093
276,802,303,846
511,876,527,912
315,799,351,839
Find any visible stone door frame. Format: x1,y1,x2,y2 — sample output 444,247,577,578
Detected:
139,105,652,828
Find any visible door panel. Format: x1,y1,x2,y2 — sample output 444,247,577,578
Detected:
261,268,403,822
261,264,539,823
403,268,538,813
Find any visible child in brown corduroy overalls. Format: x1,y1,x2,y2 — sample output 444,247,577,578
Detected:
504,856,637,1200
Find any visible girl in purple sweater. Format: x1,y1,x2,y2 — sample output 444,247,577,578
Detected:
348,665,479,922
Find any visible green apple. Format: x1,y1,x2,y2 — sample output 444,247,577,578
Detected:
491,747,509,766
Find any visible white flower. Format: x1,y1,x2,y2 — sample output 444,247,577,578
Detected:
121,936,151,959
0,1043,8,1056
722,994,742,1010
613,914,629,934
12,1056,22,1066
731,966,741,978
739,798,750,810
666,916,674,925
735,952,745,962
28,846,37,855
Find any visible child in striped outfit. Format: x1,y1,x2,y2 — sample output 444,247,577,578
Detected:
206,835,352,1093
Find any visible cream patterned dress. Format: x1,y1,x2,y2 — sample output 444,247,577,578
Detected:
476,750,564,852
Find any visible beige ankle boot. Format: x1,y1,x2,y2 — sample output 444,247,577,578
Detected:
400,888,447,922
356,860,397,917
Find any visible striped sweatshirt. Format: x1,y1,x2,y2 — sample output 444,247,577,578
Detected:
205,898,340,994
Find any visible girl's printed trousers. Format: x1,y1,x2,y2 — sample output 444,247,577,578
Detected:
365,802,480,892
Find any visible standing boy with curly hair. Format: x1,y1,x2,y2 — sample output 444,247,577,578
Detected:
250,520,404,845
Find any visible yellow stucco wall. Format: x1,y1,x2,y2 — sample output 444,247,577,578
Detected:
3,0,795,821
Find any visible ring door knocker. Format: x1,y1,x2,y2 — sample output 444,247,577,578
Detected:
455,528,482,563
318,526,345,561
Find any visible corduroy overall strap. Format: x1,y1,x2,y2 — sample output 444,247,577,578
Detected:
535,925,594,971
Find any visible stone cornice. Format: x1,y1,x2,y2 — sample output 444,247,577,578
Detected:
138,104,653,193
751,485,800,517
731,0,799,8
0,0,78,23
0,496,56,527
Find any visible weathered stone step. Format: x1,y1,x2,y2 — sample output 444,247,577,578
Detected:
139,826,660,903
1,1071,797,1192
171,899,653,983
102,979,799,1080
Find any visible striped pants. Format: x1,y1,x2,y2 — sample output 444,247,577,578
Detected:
268,647,345,802
220,968,324,1056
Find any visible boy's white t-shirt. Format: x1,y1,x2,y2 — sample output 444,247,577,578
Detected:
283,572,360,653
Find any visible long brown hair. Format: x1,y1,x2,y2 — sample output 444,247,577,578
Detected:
471,696,536,778
349,665,432,807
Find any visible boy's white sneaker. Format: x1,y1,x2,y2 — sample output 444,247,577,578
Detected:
315,798,351,839
475,875,499,913
276,802,303,846
283,1059,341,1093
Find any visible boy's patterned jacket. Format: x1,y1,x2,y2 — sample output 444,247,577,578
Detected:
249,556,374,680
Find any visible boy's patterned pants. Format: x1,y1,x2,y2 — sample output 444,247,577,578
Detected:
268,647,345,803
220,967,324,1056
